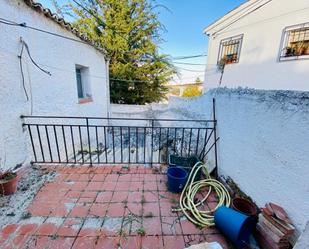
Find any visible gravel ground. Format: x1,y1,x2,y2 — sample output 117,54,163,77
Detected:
0,165,56,228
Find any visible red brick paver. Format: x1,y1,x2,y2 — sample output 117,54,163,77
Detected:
0,165,232,249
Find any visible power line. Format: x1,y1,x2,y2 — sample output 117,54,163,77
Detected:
0,17,98,48
213,0,272,36
176,66,205,73
206,0,263,31
173,62,206,66
171,54,207,60
0,45,172,85
0,17,209,65
214,5,309,36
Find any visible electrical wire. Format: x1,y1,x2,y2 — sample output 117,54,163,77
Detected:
176,66,206,73
171,54,207,60
173,62,206,66
0,18,95,48
173,162,231,227
206,0,263,31
18,42,29,101
212,0,272,36
0,17,210,67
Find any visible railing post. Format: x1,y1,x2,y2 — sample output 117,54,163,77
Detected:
213,98,218,179
86,118,92,165
150,119,154,167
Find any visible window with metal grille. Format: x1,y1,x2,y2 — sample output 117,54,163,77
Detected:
280,23,309,61
218,34,243,65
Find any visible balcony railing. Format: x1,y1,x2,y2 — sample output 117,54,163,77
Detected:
21,100,218,169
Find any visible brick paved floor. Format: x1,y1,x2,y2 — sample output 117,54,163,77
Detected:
0,165,232,249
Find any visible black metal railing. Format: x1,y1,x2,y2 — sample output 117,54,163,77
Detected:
21,99,218,167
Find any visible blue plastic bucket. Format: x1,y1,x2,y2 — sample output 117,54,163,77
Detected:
167,167,188,193
214,206,255,248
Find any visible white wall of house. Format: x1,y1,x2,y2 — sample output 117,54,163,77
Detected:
204,0,309,91
165,89,309,237
0,0,109,171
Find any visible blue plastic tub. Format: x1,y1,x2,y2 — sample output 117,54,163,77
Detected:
167,167,188,193
214,206,255,248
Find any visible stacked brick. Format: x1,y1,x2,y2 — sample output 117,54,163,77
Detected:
255,203,295,249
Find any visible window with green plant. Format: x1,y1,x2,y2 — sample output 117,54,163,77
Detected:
217,34,243,66
280,23,309,60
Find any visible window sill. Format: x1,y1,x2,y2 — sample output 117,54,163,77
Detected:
279,55,309,62
78,97,93,104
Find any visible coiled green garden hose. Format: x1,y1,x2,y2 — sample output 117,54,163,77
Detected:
172,161,231,227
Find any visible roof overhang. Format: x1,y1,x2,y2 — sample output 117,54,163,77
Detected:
203,0,271,36
23,0,107,56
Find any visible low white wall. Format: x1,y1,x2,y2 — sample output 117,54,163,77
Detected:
165,88,309,236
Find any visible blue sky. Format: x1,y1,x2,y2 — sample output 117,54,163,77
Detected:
39,0,246,83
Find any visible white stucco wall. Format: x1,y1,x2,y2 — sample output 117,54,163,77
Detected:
163,89,309,237
0,0,109,171
204,0,309,91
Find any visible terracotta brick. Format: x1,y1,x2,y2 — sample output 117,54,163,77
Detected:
111,191,128,202
79,174,94,182
17,224,38,235
143,203,160,217
131,174,143,182
10,235,31,248
66,174,81,181
36,223,59,236
105,174,118,182
115,181,130,191
163,236,185,249
106,203,125,217
70,182,89,191
143,192,158,202
78,197,96,203
81,191,98,198
66,190,82,198
127,191,143,203
184,234,208,248
49,237,75,249
129,181,143,191
1,224,18,240
89,203,108,217
102,181,117,191
50,205,71,217
101,220,122,237
72,237,97,249
92,174,106,182
69,204,91,218
118,236,142,249
96,192,113,203
143,182,157,191
144,174,157,182
118,174,132,182
85,182,103,191
159,201,177,217
142,217,162,236
125,203,143,217
24,236,51,249
94,237,119,249
102,167,112,174
57,226,80,237
180,219,202,235
142,236,164,249
161,216,182,235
